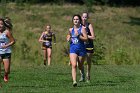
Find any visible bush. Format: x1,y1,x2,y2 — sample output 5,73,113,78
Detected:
92,38,106,65
111,48,132,65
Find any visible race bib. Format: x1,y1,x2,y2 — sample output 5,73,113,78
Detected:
45,42,51,46
0,42,6,51
0,42,6,48
71,37,79,44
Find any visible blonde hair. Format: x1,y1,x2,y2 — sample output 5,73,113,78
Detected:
44,24,51,32
82,12,89,18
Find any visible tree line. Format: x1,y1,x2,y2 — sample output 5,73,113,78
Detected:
0,0,140,6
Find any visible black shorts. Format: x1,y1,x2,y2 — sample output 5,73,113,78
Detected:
42,42,52,49
0,53,11,59
85,43,94,53
86,48,94,53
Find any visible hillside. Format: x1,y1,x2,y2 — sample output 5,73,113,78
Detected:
0,3,139,66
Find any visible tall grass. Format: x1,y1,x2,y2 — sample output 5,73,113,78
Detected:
0,3,139,66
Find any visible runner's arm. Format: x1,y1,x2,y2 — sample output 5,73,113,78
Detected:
88,24,95,40
38,32,48,43
3,30,15,48
79,27,88,41
66,28,71,42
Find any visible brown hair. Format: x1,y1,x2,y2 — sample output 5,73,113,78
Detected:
72,14,82,24
4,17,13,30
0,18,6,31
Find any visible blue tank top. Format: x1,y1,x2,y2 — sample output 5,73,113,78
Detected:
70,26,85,47
0,31,11,54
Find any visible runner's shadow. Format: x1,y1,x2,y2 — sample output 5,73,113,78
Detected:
10,85,45,88
47,72,71,76
78,75,134,87
77,80,117,87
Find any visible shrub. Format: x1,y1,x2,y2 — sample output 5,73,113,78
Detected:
92,38,106,65
111,48,132,65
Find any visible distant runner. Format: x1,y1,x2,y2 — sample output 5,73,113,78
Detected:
39,25,56,66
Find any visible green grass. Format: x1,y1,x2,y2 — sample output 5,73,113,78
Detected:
0,64,140,93
0,3,139,65
0,3,140,92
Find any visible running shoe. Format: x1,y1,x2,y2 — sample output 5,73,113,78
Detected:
4,74,8,82
44,62,46,65
79,77,85,82
73,81,77,87
86,80,91,83
86,76,91,83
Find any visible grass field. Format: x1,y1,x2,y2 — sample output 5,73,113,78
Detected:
0,3,139,65
0,3,140,93
0,64,140,93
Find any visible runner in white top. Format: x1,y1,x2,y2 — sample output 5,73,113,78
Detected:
0,18,15,83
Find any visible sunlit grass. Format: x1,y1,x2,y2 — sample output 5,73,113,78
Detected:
0,65,140,93
0,3,140,65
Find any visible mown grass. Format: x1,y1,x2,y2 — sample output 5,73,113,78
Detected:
0,3,140,92
1,65,140,93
